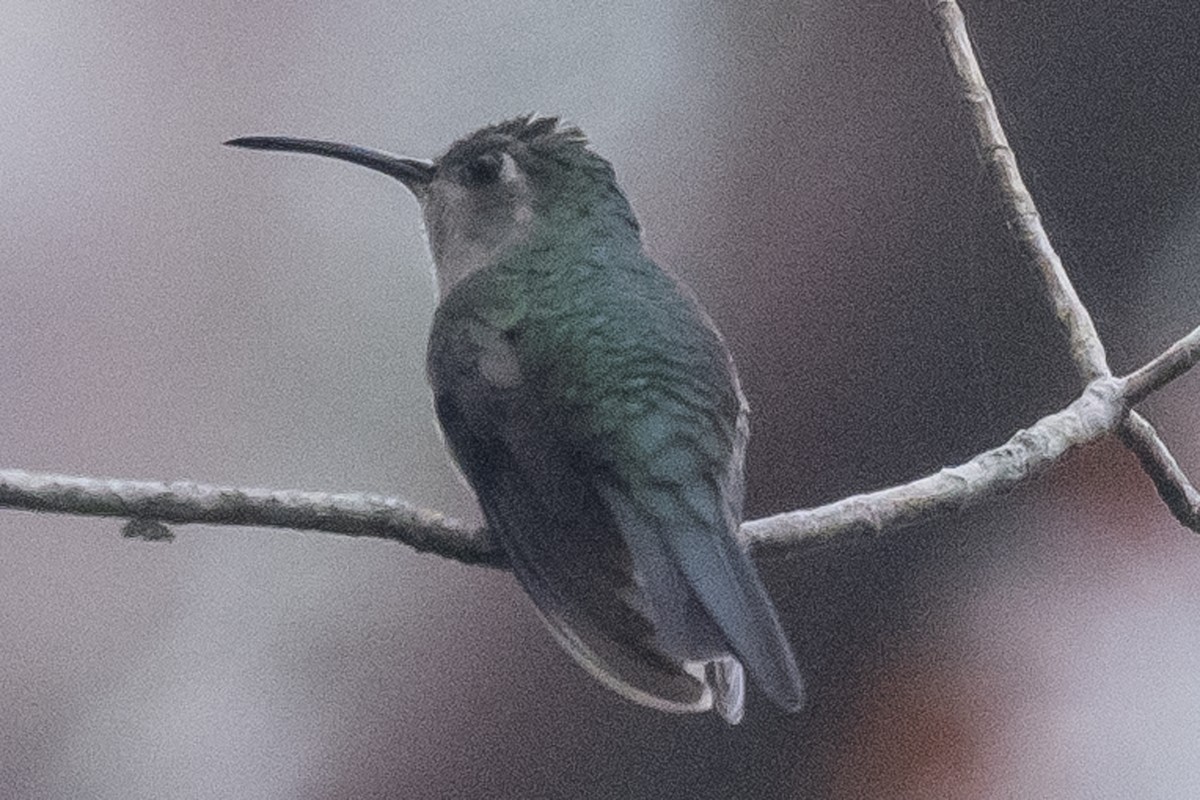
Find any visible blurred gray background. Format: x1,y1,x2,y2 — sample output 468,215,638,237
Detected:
2,2,1199,798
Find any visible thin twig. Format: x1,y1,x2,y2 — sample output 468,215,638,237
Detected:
929,0,1200,532
1124,325,1200,404
1120,413,1196,520
1119,414,1200,532
928,0,1109,381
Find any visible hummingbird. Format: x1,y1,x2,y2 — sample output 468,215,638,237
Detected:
225,116,804,723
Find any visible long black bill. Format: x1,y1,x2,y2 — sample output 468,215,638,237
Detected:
223,136,435,193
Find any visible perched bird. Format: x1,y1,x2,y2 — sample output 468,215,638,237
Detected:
226,116,804,723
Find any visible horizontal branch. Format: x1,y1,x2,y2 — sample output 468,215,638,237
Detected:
2,321,1196,563
2,2,1196,565
743,377,1123,548
0,470,501,566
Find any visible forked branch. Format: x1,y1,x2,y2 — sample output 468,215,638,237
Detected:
1,1,1197,559
929,0,1200,533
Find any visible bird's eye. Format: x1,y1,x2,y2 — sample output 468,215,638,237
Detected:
464,153,503,185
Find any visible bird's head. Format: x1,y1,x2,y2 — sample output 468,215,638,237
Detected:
226,116,639,295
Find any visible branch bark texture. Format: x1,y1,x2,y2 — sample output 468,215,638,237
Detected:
929,0,1200,533
1,335,1195,566
1,2,1198,563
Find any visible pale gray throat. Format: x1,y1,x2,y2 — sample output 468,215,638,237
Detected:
421,157,536,299
425,212,533,298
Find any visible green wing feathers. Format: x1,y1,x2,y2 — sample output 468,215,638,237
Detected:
428,246,803,718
